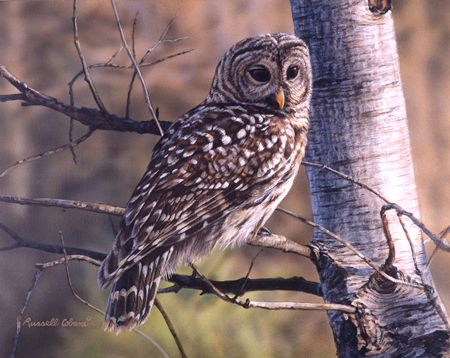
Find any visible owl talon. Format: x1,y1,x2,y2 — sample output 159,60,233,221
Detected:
258,227,272,236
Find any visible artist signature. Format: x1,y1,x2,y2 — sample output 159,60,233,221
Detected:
23,316,91,328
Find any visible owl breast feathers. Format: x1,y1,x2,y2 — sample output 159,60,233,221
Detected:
98,32,311,334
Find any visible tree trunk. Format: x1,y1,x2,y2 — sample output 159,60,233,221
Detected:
290,1,450,356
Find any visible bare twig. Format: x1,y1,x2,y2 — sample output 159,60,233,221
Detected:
301,161,390,204
0,129,94,178
0,93,25,102
37,254,102,269
10,268,43,358
110,0,163,135
155,299,188,358
426,225,450,270
131,11,139,59
384,203,450,253
72,0,109,115
132,329,170,358
60,231,105,315
126,4,187,120
233,250,263,299
380,205,396,270
276,207,423,289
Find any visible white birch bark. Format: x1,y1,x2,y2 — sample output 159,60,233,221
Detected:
290,1,450,356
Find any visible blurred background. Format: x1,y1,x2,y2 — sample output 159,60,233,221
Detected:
0,1,449,357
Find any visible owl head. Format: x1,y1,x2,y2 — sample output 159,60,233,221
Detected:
206,33,311,112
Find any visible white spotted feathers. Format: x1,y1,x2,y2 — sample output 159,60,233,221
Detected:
98,33,311,334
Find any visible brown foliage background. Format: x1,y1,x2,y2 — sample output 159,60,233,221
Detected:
0,1,449,357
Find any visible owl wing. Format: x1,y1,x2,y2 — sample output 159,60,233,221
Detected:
98,104,302,288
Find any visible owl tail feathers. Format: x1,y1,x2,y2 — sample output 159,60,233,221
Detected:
98,248,174,335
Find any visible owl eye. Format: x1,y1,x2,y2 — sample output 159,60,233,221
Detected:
248,67,271,83
286,65,299,80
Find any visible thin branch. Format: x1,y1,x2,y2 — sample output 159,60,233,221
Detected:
69,49,192,93
0,195,125,216
126,3,187,120
233,250,263,299
384,203,450,252
301,161,390,204
247,229,312,258
72,0,109,115
396,213,420,272
0,222,107,261
10,268,43,358
190,264,355,313
60,231,105,315
0,129,94,178
426,225,450,270
131,11,139,59
110,0,163,135
132,329,170,358
380,205,396,269
0,93,26,102
37,254,102,269
154,299,188,358
276,207,424,289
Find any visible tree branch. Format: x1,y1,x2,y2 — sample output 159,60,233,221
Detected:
248,230,312,258
0,129,94,178
164,274,322,297
110,0,163,135
0,195,124,216
0,222,107,262
10,268,43,358
190,264,355,313
72,0,109,116
0,65,172,135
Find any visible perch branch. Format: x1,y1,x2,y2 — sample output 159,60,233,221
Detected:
190,264,354,313
0,220,322,296
163,275,322,297
248,229,312,258
0,196,315,259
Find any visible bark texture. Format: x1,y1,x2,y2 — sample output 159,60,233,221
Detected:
290,0,450,356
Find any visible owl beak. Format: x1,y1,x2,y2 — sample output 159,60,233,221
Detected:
276,87,285,109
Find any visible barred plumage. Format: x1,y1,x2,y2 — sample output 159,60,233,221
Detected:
98,33,311,334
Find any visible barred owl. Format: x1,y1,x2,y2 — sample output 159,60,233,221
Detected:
98,33,311,334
